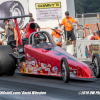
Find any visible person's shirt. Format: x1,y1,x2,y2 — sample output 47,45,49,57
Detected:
24,22,40,29
5,22,14,37
61,17,76,31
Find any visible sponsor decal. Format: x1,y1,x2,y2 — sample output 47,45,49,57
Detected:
36,2,61,9
39,67,42,71
51,73,55,75
36,64,39,68
55,71,58,75
70,72,76,77
31,57,34,61
47,68,50,71
32,61,35,65
28,65,32,73
32,67,34,74
23,65,26,73
39,60,40,65
40,71,43,74
69,67,72,69
44,64,46,66
34,70,37,74
23,62,26,65
35,59,37,64
29,70,32,74
45,69,47,71
52,67,55,72
41,63,44,67
26,53,30,59
20,68,23,73
55,66,58,71
44,64,48,67
48,71,51,75
41,63,45,69
48,64,51,67
29,62,32,65
20,62,23,65
55,73,57,75
33,67,37,70
26,68,28,73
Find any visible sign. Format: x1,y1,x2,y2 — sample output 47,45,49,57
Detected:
93,45,99,54
36,2,61,9
35,2,62,21
76,40,100,60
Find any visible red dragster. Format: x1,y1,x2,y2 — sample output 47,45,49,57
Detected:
0,15,99,83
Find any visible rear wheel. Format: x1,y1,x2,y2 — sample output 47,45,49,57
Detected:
61,57,69,83
92,54,100,78
0,45,16,76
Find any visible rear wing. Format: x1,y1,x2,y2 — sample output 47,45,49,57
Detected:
0,15,32,20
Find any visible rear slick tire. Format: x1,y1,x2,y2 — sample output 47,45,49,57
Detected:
0,45,16,76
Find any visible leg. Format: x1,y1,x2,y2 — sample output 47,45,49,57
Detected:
7,34,15,45
64,27,66,40
73,40,76,46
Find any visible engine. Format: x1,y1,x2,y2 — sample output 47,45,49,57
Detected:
22,22,36,39
22,22,37,45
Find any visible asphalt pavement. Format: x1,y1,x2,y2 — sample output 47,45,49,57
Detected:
0,68,100,100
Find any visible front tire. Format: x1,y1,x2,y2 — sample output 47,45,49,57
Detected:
92,54,100,78
61,57,69,83
0,45,16,76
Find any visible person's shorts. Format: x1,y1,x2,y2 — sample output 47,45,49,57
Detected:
67,29,76,41
8,34,14,41
7,34,15,45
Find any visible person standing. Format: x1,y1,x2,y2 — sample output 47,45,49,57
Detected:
0,19,15,43
59,11,80,46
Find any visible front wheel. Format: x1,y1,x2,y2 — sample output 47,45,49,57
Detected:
92,54,100,78
61,57,69,83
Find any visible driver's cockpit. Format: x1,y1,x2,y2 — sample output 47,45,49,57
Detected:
29,31,56,49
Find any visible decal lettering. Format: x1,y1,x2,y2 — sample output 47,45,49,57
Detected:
40,71,43,74
48,64,51,67
34,70,37,74
32,61,35,65
55,66,58,71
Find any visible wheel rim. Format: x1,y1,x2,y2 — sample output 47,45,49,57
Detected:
93,57,99,76
61,61,67,81
11,8,22,24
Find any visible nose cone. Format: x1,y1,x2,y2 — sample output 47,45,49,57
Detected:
77,62,93,78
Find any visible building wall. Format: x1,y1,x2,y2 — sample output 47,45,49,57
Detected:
28,0,75,28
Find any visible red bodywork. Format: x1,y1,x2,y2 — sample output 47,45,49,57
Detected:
19,45,93,78
13,16,93,79
22,22,37,39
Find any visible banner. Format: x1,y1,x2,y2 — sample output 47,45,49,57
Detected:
35,2,62,21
